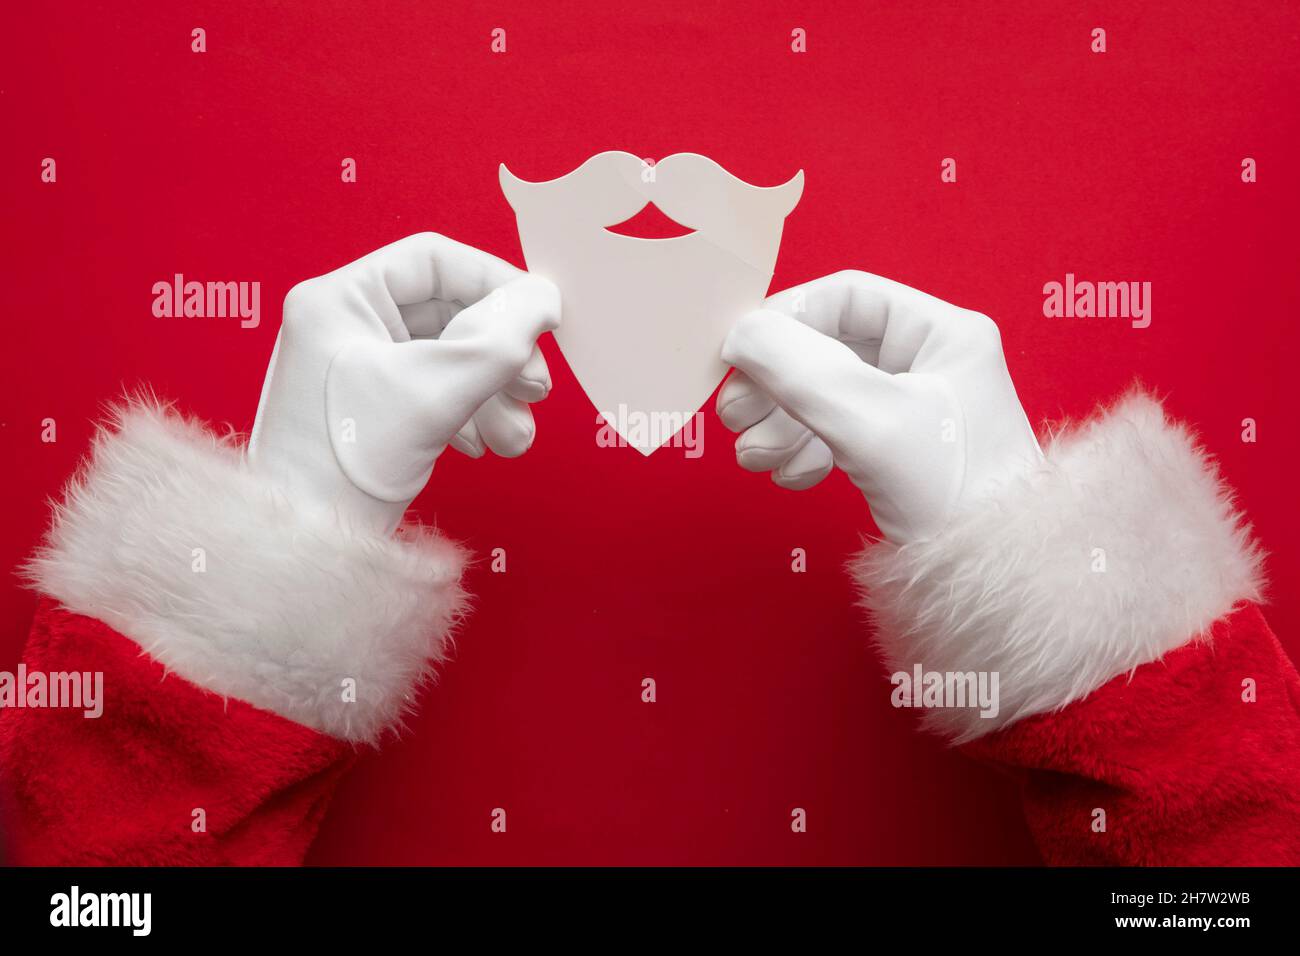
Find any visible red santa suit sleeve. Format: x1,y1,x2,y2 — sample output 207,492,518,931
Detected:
0,402,467,864
853,392,1300,865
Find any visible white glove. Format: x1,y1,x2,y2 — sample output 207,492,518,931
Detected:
718,270,1041,543
248,232,560,534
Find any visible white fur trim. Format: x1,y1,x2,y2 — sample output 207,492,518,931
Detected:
853,391,1265,743
25,399,468,744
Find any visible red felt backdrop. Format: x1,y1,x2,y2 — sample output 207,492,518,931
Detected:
1,1,1297,864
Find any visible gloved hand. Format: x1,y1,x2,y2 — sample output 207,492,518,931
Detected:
248,232,560,534
718,270,1041,543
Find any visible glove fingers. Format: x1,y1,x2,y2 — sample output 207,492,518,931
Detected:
763,271,973,374
503,344,552,402
400,275,561,427
399,298,462,339
762,281,845,337
340,232,522,309
449,418,486,458
327,273,557,477
722,309,893,451
736,406,813,473
473,393,536,458
773,436,834,490
716,370,775,431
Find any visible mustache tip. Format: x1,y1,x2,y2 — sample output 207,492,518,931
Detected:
499,162,525,210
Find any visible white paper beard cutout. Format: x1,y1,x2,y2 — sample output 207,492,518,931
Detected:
501,151,803,454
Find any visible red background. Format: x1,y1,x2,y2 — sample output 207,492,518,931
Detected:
2,2,1297,864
